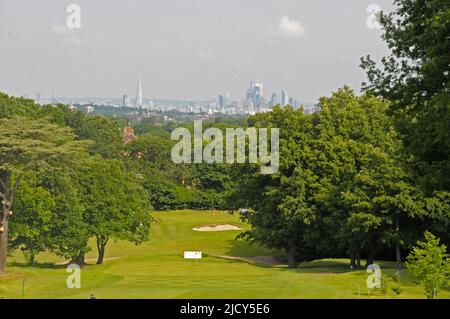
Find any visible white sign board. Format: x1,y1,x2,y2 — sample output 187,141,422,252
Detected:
184,251,202,259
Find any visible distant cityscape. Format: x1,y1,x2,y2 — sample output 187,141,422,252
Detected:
20,77,319,120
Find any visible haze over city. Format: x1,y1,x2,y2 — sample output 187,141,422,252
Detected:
0,0,394,102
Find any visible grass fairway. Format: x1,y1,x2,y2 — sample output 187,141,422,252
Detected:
0,210,448,299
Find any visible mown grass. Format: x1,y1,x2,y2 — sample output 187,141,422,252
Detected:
0,210,448,299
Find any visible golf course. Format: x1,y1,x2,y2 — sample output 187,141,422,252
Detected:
0,210,448,299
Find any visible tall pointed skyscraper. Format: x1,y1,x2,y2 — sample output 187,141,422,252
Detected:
136,76,143,108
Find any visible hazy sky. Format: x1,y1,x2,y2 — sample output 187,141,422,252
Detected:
0,0,394,102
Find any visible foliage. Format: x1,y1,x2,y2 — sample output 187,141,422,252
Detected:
361,0,450,192
406,231,450,299
76,158,152,264
228,88,427,267
39,169,88,260
0,115,89,273
8,173,55,265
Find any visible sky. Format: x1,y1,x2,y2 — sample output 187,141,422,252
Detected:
0,0,395,102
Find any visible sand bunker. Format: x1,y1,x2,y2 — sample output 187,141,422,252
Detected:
193,224,243,232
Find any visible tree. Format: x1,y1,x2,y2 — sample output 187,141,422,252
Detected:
229,88,425,268
0,116,88,274
406,232,450,299
39,169,88,261
76,158,152,265
228,104,318,267
361,0,450,192
8,173,55,265
8,169,89,265
76,115,123,158
0,92,39,119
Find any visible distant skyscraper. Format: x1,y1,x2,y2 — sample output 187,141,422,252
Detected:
281,90,289,106
253,81,263,107
51,90,58,104
269,92,278,107
136,76,143,108
245,81,253,102
219,94,225,113
243,80,267,112
123,94,130,107
247,100,255,115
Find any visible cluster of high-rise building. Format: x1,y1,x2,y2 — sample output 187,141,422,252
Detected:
220,80,303,115
122,77,306,115
25,76,317,117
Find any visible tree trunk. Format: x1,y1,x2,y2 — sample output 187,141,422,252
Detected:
356,249,361,269
27,252,36,266
286,248,297,268
74,250,85,266
96,237,108,265
395,242,402,271
97,244,105,264
0,218,8,274
395,215,402,271
365,251,375,268
0,171,22,275
350,250,356,269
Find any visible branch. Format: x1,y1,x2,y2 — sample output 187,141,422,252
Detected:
0,175,6,192
8,152,68,205
9,172,24,205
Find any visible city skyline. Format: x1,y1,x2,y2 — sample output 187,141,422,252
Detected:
33,76,308,109
0,0,394,102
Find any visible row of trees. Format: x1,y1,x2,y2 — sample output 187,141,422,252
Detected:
10,159,150,265
228,89,443,268
0,91,240,273
0,96,152,273
228,0,450,276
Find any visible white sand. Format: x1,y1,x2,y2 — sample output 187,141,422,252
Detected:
193,224,243,232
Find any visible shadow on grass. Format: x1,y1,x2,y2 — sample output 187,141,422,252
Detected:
223,237,408,276
9,260,102,270
9,261,63,270
225,239,275,257
224,238,352,273
295,260,353,273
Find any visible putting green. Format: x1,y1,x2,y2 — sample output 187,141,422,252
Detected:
0,210,449,299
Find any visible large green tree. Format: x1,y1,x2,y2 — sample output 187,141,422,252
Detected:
229,103,318,267
0,116,88,274
361,0,450,192
76,158,152,265
8,173,55,265
77,116,124,158
39,169,88,260
229,88,425,268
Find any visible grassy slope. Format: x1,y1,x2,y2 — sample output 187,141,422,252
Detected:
0,210,448,299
